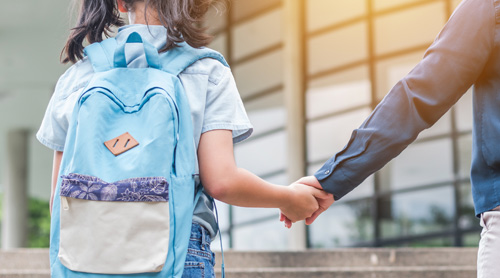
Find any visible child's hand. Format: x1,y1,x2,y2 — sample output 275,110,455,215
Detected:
279,183,332,224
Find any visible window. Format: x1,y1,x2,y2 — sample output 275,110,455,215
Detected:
207,0,478,250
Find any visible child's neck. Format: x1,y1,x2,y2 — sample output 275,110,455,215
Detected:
128,3,162,25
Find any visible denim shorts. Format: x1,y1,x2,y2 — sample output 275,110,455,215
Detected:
182,223,216,278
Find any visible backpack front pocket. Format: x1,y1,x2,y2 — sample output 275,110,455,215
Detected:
58,174,170,274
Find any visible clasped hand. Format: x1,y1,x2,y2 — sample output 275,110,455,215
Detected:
279,176,334,228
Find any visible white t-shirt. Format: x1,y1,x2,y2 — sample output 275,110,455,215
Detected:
36,24,253,238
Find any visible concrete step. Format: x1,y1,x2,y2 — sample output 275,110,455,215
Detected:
0,266,477,278
0,250,49,271
3,248,476,269
216,248,478,268
0,270,49,278
0,248,478,278
215,266,476,278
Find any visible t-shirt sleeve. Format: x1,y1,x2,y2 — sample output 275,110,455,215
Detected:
202,65,253,143
36,60,93,151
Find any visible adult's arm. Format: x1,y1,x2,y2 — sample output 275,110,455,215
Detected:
315,0,496,200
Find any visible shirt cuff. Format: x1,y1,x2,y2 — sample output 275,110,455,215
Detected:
314,159,356,201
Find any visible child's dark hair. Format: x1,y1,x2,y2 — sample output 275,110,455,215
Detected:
62,0,214,64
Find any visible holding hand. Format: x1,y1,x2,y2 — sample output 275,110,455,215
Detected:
280,176,334,228
279,183,331,222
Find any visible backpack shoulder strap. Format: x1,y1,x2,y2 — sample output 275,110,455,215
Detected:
167,44,228,179
160,43,229,75
83,38,117,72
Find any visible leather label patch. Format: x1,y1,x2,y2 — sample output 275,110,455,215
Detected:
104,132,139,156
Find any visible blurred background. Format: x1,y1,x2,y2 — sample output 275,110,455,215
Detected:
0,0,478,251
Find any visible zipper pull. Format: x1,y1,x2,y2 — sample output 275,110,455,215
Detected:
61,197,70,211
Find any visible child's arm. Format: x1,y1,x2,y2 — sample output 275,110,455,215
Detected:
198,129,331,222
51,151,63,215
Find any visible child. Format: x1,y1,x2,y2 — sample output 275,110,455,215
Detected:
37,0,333,277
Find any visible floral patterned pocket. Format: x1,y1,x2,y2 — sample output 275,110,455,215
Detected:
58,174,171,274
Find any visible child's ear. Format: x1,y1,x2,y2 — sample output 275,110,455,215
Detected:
117,0,128,13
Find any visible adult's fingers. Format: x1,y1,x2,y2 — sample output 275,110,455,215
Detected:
305,207,326,225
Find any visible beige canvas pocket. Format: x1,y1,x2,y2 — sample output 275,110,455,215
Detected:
58,174,170,274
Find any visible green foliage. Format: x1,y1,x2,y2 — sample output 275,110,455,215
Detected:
0,195,51,248
27,197,51,248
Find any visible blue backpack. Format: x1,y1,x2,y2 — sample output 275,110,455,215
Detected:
49,32,227,277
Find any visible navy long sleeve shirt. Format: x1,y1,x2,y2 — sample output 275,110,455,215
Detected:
315,0,500,216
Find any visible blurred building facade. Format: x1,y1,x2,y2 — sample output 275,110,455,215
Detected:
0,0,479,250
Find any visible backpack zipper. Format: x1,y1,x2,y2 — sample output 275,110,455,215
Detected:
61,196,70,211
